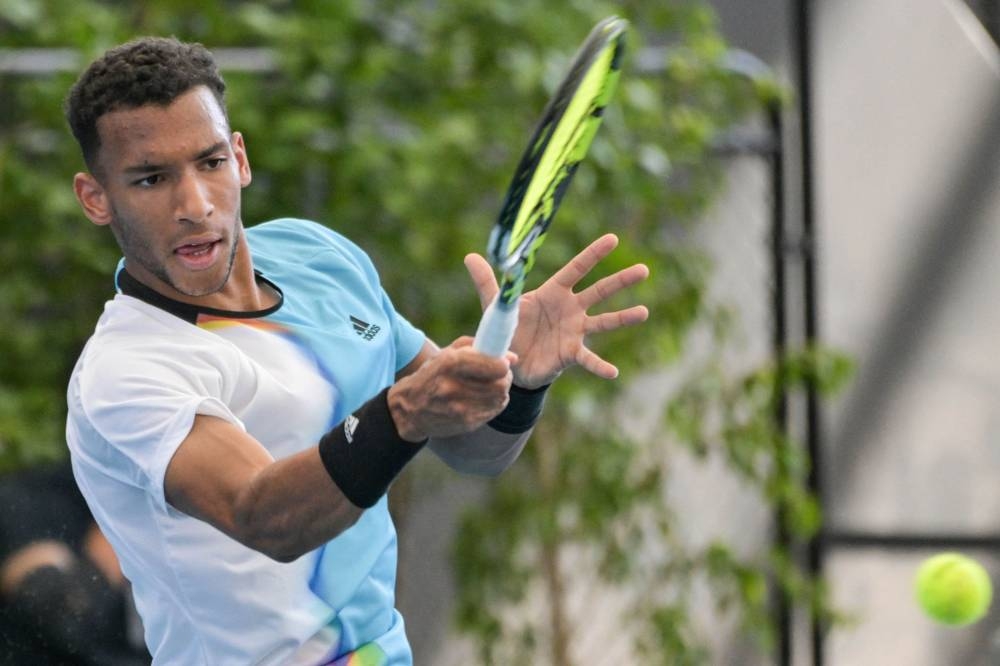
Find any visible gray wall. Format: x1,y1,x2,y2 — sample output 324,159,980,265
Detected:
815,1,1000,664
399,2,1000,663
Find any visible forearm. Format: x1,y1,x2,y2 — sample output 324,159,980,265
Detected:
232,446,363,563
190,341,521,561
429,426,533,476
234,389,423,561
428,382,548,475
169,392,423,563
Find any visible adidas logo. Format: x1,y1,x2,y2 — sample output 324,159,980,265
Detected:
344,414,359,443
350,315,381,341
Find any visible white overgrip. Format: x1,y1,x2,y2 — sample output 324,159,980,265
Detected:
473,295,520,357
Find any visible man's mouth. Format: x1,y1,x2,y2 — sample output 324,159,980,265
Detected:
176,241,217,257
174,239,222,269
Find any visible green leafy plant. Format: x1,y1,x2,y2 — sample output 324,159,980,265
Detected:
0,1,851,662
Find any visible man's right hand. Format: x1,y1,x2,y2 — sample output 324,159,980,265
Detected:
387,337,516,442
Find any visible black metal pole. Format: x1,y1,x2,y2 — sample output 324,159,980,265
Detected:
826,532,1000,550
792,1,825,664
984,0,1000,44
768,98,792,666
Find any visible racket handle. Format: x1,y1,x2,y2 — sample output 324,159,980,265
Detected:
473,296,519,357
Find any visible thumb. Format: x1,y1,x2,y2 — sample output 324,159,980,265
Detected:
464,253,499,311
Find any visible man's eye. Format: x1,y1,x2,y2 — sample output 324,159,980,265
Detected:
205,158,226,169
134,174,162,188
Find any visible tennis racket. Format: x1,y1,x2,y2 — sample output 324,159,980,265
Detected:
473,16,628,357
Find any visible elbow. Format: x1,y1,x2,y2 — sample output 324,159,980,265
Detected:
233,493,362,564
231,506,298,562
265,548,304,565
236,517,315,564
254,535,303,563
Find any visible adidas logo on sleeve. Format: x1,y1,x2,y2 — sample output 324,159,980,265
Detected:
350,316,381,341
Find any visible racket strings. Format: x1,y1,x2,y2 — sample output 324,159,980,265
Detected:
489,17,627,307
505,41,623,256
503,49,623,282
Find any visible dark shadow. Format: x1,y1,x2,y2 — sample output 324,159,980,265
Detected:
825,88,1000,524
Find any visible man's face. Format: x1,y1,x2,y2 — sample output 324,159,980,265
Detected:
81,86,252,301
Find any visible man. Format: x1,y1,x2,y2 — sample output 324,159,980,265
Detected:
64,37,648,665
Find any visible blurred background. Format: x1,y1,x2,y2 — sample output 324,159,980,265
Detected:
1,1,998,664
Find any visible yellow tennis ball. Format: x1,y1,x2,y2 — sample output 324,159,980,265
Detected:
915,553,992,625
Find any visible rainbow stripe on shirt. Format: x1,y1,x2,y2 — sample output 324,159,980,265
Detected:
195,313,289,334
326,642,388,666
195,314,340,420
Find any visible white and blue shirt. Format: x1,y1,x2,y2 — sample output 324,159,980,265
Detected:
67,218,425,665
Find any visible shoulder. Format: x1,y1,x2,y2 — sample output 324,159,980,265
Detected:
247,218,380,279
246,217,338,243
76,298,235,394
247,218,368,259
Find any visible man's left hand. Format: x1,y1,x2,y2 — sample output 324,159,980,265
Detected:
464,233,650,389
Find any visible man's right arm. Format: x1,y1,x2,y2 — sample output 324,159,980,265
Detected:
164,415,355,563
163,339,513,563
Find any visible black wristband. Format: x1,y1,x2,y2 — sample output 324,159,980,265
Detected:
318,387,426,509
488,383,550,434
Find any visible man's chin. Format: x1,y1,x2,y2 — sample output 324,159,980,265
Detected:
167,249,237,299
159,266,228,299
175,277,231,299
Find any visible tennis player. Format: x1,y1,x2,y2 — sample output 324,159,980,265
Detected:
64,37,649,665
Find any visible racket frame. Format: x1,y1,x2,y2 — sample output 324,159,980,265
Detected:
473,16,627,357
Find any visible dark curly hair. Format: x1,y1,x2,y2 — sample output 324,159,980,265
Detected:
65,36,228,172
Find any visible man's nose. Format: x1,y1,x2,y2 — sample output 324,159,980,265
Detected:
174,171,214,223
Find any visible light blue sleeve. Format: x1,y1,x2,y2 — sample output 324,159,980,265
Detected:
250,218,427,371
382,286,425,371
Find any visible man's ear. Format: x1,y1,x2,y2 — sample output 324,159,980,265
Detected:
231,131,252,188
73,172,112,226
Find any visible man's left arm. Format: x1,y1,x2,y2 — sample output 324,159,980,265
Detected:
410,233,650,475
396,341,543,476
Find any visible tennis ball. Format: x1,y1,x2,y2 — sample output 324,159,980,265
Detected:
915,552,992,626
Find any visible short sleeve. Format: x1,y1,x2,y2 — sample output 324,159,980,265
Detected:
381,287,425,371
74,335,245,512
249,219,428,372
301,221,426,370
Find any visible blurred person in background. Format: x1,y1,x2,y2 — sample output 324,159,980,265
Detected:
0,460,149,665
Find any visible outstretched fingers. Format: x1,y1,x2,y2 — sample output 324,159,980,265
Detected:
550,233,620,290
585,305,649,334
575,346,620,380
577,263,650,310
